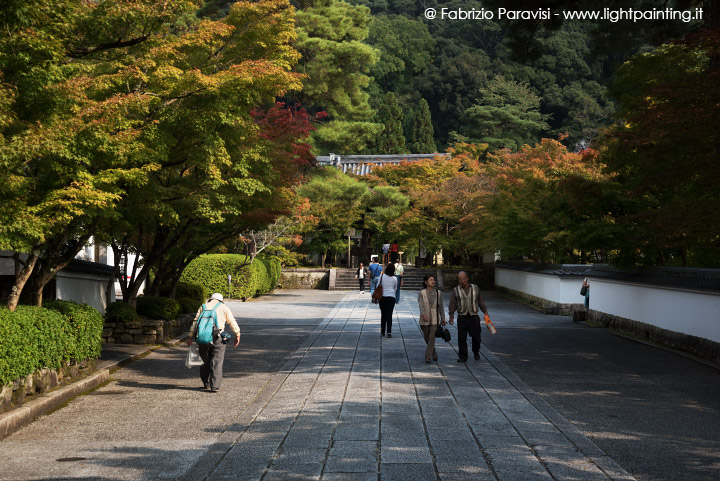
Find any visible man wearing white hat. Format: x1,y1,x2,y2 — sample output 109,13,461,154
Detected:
187,293,240,392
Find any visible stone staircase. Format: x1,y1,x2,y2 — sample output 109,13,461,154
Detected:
332,266,429,290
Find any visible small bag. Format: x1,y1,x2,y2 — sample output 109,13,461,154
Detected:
484,313,497,335
185,344,203,368
442,328,451,343
372,274,384,303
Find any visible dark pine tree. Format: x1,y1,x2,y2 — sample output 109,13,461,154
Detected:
376,92,407,154
409,98,436,153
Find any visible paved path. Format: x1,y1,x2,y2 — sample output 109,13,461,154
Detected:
481,292,720,481
1,289,639,481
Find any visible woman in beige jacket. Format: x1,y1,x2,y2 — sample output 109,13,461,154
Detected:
417,274,446,363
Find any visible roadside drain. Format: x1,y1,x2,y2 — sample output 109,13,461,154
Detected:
56,457,87,462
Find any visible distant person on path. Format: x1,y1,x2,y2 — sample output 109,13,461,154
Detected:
580,278,590,308
418,274,446,363
187,293,240,392
355,262,369,294
448,272,488,363
381,240,390,265
390,240,399,263
379,263,398,337
394,260,404,303
368,258,383,301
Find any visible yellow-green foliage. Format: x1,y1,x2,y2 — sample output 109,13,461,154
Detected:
0,302,103,387
180,254,281,299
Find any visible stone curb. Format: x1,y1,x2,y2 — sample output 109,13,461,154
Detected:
0,334,187,441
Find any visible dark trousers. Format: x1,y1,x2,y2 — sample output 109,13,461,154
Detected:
358,278,365,291
457,314,482,361
421,324,437,360
198,338,226,389
379,296,396,334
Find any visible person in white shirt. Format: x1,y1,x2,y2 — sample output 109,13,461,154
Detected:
378,263,398,337
355,262,369,293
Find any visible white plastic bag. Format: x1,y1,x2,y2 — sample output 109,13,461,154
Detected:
185,344,203,368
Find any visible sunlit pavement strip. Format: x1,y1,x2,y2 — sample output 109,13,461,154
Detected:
182,293,636,481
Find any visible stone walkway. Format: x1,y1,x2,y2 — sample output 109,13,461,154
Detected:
182,292,636,481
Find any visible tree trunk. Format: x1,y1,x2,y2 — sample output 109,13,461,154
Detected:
25,232,89,307
6,253,38,311
105,268,116,306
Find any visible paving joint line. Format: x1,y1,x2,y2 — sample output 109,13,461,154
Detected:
318,295,369,480
400,301,448,481
405,302,501,481
261,296,355,480
180,293,351,481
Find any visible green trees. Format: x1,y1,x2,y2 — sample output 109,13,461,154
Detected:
293,0,381,154
297,167,369,266
408,99,436,153
367,14,435,94
597,30,720,266
0,0,200,309
460,76,549,151
0,0,310,308
374,92,407,153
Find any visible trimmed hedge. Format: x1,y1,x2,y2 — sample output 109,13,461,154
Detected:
180,254,281,300
159,281,206,304
44,301,104,363
0,303,103,387
135,296,181,320
105,301,138,323
177,297,200,314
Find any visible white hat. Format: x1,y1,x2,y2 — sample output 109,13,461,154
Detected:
210,293,224,301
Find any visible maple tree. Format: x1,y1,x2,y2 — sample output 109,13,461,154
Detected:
479,139,612,263
0,0,308,308
0,0,199,309
369,154,485,264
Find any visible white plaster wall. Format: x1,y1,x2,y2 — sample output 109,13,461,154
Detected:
590,279,720,344
0,250,29,275
55,272,115,315
495,267,720,344
495,268,584,305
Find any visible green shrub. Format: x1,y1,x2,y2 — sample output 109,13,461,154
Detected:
104,301,138,323
0,304,103,387
264,258,282,290
177,297,200,314
159,281,206,303
180,254,281,299
45,301,104,362
135,296,181,320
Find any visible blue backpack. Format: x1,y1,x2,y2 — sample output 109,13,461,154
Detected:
195,303,220,345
